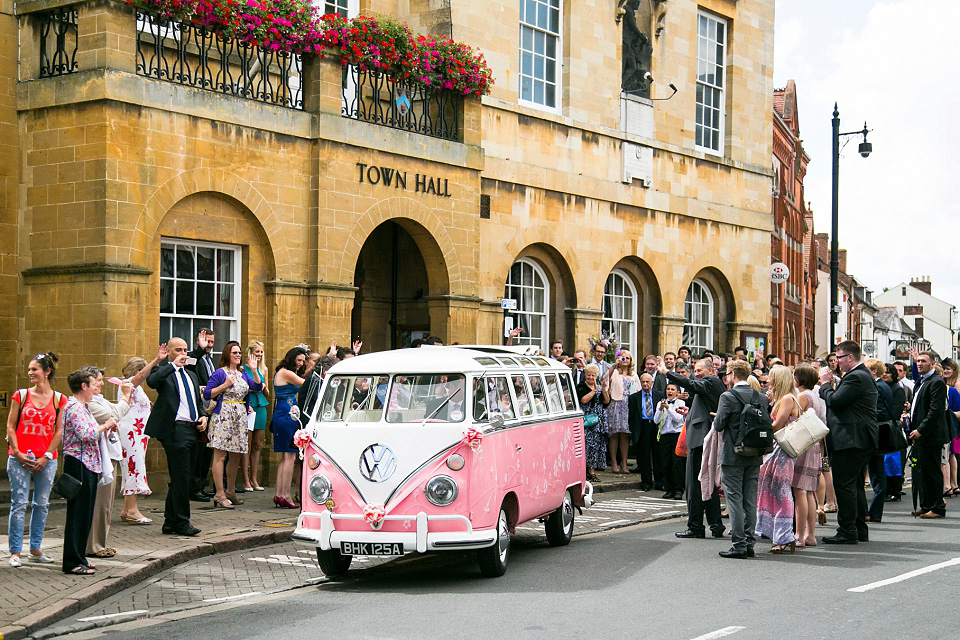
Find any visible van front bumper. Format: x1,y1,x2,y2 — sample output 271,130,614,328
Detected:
293,510,498,553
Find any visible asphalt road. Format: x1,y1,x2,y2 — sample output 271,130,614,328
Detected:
44,496,960,640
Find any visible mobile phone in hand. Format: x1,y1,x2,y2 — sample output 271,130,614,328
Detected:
184,357,197,366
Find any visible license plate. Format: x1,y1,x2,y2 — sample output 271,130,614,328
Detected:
341,542,403,556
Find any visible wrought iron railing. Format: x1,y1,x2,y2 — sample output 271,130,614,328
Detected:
135,11,303,109
38,7,79,78
342,66,461,142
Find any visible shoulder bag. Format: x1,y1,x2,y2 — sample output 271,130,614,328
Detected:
877,419,908,454
52,471,82,501
773,407,829,458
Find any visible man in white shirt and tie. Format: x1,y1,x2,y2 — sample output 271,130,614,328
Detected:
629,373,659,489
186,328,216,501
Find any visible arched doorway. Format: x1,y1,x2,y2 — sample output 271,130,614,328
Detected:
352,220,442,351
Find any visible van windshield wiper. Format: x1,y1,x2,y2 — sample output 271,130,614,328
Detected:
421,386,464,426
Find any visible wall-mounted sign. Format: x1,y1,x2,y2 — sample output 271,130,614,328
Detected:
771,262,790,284
356,163,452,198
501,298,517,310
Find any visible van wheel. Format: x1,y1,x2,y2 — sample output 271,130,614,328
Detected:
545,489,575,546
316,547,352,578
477,505,510,577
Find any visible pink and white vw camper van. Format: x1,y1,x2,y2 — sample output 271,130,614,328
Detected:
291,345,594,577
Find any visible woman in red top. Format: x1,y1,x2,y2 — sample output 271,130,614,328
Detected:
5,352,65,568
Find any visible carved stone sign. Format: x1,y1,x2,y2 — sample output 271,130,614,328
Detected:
622,141,653,187
356,162,451,198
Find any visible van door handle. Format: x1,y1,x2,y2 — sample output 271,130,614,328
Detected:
515,445,522,451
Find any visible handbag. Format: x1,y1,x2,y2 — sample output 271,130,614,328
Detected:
675,423,688,458
876,419,908,454
52,471,82,501
773,408,829,458
583,413,599,429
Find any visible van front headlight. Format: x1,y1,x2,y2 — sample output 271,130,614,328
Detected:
308,475,332,504
424,475,458,506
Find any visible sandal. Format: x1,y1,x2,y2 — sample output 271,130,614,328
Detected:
225,494,245,505
213,498,235,509
89,548,115,558
824,504,838,513
68,566,96,575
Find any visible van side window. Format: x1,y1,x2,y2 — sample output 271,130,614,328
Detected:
473,378,493,421
558,373,577,411
490,376,516,420
544,374,563,413
512,375,532,416
528,374,549,415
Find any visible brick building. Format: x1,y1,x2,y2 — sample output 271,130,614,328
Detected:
770,80,814,365
2,0,775,476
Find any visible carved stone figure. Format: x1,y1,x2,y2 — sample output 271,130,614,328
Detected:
619,0,653,97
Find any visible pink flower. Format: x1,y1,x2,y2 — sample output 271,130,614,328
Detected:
462,427,483,451
362,503,386,525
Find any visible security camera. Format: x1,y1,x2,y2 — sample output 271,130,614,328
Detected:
858,141,872,158
644,71,654,83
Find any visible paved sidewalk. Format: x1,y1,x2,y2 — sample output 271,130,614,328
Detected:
0,469,647,639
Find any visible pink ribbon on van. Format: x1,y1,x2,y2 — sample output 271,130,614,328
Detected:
292,429,311,460
462,427,483,451
362,503,386,525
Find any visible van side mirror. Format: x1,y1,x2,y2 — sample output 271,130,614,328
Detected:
489,414,504,429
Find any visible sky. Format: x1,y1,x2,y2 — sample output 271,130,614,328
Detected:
773,0,960,307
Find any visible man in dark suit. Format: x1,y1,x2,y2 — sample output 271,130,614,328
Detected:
186,328,215,501
146,337,207,536
629,371,663,489
819,340,879,544
712,360,763,559
865,359,896,522
661,356,726,539
909,351,949,519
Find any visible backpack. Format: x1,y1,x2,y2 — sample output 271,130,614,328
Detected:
731,387,774,457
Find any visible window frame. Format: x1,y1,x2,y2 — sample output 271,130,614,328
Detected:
695,9,728,155
602,269,638,355
159,238,242,357
682,278,714,353
518,0,562,112
504,257,550,354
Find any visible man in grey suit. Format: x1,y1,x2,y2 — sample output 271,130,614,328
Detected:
712,360,763,558
909,351,949,519
661,356,726,538
819,340,879,544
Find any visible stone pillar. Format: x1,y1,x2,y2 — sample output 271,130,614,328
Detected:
654,315,686,355
426,294,482,345
565,307,603,354
76,0,137,73
302,54,345,116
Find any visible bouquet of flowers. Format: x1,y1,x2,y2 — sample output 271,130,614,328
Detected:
587,331,621,363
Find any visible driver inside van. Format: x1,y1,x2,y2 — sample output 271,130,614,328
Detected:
425,377,465,421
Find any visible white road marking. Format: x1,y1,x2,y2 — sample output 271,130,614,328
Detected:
599,519,633,528
689,626,746,640
202,592,263,603
848,557,960,593
77,610,149,622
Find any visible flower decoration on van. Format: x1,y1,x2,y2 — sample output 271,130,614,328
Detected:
462,426,484,451
587,331,620,364
362,503,386,525
292,428,311,460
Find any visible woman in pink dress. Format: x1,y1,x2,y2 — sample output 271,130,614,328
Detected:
116,345,168,525
793,364,824,547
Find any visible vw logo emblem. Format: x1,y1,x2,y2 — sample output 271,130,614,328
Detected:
359,444,397,482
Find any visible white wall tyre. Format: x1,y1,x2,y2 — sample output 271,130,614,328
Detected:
316,547,352,578
477,505,510,577
544,489,574,546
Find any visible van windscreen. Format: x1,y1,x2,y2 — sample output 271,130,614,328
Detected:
385,374,467,423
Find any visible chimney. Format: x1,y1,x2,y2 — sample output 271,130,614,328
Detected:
838,249,847,274
914,317,924,338
910,276,932,295
815,233,829,264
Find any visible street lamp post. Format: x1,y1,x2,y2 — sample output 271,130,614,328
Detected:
829,103,872,349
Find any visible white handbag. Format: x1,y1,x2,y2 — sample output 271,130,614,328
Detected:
774,408,829,458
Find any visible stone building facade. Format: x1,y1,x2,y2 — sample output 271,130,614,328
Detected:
3,0,774,476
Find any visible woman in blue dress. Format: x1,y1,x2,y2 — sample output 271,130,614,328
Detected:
272,346,306,509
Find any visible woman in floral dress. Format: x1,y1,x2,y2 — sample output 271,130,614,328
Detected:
756,365,800,554
603,350,640,473
203,341,263,509
577,363,609,482
116,346,168,525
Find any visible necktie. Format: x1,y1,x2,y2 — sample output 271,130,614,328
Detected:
179,368,197,421
644,391,653,418
204,354,214,377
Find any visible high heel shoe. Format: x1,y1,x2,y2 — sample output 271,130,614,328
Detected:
225,493,244,505
273,496,283,508
213,497,235,509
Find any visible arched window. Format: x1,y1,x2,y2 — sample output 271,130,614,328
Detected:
504,258,549,352
602,269,637,354
683,279,713,353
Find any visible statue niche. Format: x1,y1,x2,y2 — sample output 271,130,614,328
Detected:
618,0,653,98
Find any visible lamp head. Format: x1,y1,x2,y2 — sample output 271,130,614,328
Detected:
858,141,872,158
